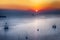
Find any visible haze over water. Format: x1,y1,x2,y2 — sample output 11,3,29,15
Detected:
0,15,60,40
0,9,60,40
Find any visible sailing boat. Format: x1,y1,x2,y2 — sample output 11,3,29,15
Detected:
52,24,56,29
4,22,9,32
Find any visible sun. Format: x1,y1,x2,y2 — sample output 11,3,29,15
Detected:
35,10,38,12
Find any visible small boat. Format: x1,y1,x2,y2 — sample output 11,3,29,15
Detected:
37,29,39,31
52,24,56,29
25,36,28,40
4,22,9,32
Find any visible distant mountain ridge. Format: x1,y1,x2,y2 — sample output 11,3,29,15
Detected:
0,9,60,17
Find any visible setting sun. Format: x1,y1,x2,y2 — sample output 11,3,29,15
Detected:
35,10,38,12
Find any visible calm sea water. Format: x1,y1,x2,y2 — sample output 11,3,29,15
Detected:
0,16,60,40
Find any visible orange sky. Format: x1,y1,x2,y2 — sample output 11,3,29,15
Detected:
0,0,60,11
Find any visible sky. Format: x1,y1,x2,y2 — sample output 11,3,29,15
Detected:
0,0,60,11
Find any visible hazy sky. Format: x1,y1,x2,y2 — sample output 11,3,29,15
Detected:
0,0,60,10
